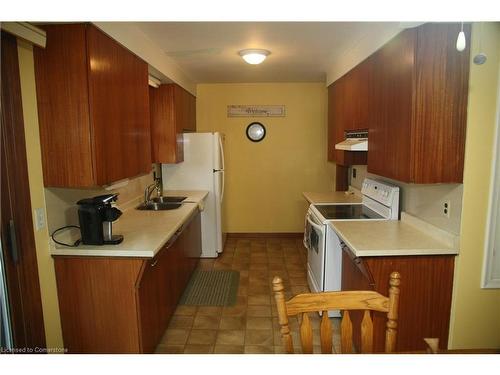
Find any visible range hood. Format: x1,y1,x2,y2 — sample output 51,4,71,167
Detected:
335,130,368,151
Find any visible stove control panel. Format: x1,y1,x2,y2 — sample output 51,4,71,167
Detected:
361,178,400,207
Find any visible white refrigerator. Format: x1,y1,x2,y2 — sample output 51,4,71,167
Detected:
161,132,225,258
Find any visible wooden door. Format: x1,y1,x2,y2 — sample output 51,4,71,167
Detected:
343,69,356,131
367,29,415,182
187,91,197,132
150,84,184,163
137,257,162,353
327,84,336,162
354,59,371,130
87,25,151,185
175,85,196,132
411,23,470,183
1,31,46,350
329,78,347,163
34,24,95,187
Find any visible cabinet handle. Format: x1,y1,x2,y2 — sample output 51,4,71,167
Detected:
8,220,19,264
165,236,178,249
150,259,158,267
353,256,375,287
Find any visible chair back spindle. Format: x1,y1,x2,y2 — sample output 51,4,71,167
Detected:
320,311,333,354
361,310,374,353
300,312,313,353
340,310,353,354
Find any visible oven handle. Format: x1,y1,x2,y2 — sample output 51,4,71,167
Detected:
306,214,324,232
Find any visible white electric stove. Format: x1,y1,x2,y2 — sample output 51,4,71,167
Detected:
303,178,400,317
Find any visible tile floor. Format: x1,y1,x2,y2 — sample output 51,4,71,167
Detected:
155,236,341,354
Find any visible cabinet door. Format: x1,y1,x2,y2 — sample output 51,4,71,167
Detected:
174,85,196,133
327,84,336,162
179,211,202,274
34,24,95,187
353,60,371,130
412,23,470,183
328,78,347,163
138,237,182,353
150,85,184,163
343,69,356,131
137,258,161,353
186,89,197,132
367,29,414,182
174,84,197,132
87,25,151,185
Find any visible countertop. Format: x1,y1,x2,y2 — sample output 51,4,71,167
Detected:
302,190,362,204
50,190,209,258
330,212,459,257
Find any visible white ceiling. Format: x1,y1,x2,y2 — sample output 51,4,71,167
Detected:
135,22,400,83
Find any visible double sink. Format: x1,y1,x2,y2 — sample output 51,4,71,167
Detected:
136,196,187,211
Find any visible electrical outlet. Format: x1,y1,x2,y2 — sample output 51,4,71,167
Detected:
442,200,451,219
352,168,357,179
34,207,46,230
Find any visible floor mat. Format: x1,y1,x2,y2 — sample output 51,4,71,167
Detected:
179,270,240,306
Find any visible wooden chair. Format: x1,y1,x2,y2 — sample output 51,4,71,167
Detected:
272,271,401,354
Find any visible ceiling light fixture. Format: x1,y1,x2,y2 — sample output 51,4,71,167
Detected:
238,49,270,65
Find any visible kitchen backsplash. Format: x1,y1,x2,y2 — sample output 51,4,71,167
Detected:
349,165,463,235
44,172,153,234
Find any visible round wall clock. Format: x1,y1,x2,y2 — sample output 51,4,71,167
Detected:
246,122,266,142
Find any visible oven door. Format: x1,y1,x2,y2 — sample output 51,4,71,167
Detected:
304,210,325,293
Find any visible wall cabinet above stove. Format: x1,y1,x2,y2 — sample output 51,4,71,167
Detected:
327,66,369,166
328,23,470,185
34,23,151,187
368,23,470,183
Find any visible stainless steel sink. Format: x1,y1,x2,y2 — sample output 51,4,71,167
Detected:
151,196,187,204
136,202,183,211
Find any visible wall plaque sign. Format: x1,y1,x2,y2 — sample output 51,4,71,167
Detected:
227,105,285,117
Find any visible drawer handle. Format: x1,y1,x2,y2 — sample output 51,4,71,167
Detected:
151,259,158,267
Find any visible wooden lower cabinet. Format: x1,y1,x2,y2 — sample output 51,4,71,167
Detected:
341,248,455,352
54,210,201,353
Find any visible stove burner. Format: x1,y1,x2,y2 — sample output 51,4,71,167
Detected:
313,204,384,220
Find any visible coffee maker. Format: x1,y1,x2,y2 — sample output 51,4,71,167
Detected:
77,194,124,245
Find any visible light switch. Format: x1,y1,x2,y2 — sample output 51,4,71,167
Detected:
34,207,46,230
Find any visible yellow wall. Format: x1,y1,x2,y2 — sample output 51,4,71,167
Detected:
196,83,335,233
17,40,64,349
449,22,500,349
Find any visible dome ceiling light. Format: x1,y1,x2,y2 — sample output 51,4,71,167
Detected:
238,49,271,65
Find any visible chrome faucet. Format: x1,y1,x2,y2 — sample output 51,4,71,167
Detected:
144,173,162,204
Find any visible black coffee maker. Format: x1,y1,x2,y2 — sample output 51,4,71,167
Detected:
77,194,124,245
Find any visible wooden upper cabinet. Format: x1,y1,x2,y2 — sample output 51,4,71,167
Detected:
34,23,151,187
343,61,371,131
150,83,196,164
411,23,470,183
327,81,341,162
368,29,415,182
180,85,197,132
329,23,470,184
327,75,368,169
367,23,470,183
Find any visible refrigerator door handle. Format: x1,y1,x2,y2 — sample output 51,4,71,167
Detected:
221,170,225,204
218,134,225,171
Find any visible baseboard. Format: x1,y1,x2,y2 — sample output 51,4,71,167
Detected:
227,233,304,239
